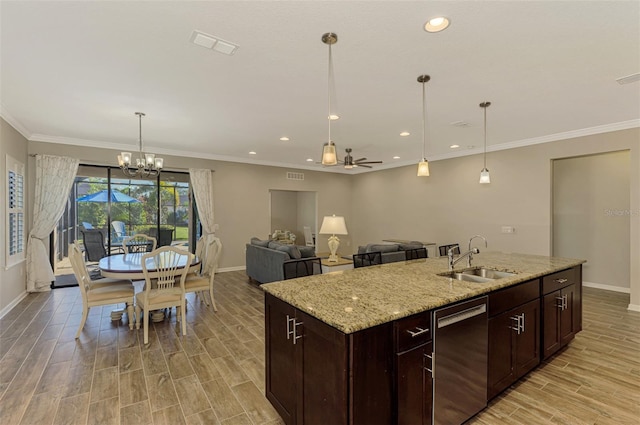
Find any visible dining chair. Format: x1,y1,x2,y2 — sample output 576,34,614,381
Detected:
353,251,383,268
135,246,193,344
69,243,135,338
303,226,315,247
184,236,223,310
438,244,460,257
283,257,322,279
123,233,157,254
405,247,428,260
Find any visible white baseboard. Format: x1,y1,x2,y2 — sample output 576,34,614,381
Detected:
218,266,246,273
628,304,640,312
582,281,630,294
0,291,28,320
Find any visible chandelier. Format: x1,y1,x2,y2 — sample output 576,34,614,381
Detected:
117,112,164,178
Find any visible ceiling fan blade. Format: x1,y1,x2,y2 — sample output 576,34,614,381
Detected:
355,160,383,165
358,164,373,168
355,158,367,162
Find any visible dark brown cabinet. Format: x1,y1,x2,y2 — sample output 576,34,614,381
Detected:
541,266,580,359
487,280,540,400
265,293,393,425
395,311,432,425
542,284,576,359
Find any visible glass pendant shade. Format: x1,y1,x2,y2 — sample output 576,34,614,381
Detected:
322,141,337,165
479,168,491,184
417,159,430,176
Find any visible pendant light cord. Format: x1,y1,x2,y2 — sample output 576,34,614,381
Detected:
483,104,487,169
328,41,332,143
421,80,428,159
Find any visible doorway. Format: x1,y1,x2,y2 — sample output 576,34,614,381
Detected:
269,190,317,246
552,150,630,292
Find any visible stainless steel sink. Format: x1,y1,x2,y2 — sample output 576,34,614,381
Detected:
438,267,516,283
461,267,516,279
438,271,493,283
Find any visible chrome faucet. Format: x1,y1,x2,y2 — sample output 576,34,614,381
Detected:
448,247,480,271
467,235,488,267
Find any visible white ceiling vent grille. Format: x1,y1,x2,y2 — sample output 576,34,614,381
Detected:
286,172,304,181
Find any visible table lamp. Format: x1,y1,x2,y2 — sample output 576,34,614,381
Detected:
319,215,348,262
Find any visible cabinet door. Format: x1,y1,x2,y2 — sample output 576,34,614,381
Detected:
487,312,515,400
297,309,348,425
560,285,576,347
514,299,540,379
542,290,562,359
265,294,297,425
397,342,433,425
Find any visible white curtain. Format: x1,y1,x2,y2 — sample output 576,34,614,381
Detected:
189,168,216,241
27,155,79,292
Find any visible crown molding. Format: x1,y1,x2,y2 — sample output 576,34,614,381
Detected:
0,105,32,140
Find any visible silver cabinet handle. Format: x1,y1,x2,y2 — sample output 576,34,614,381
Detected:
510,316,521,334
424,353,433,375
519,313,525,333
407,327,430,337
555,278,568,284
286,315,294,340
556,296,564,309
563,294,568,310
293,320,303,344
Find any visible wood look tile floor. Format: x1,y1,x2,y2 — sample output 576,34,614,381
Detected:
1,272,638,425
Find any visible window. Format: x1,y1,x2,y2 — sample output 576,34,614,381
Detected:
6,155,25,267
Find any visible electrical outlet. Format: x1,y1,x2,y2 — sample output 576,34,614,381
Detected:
501,226,515,234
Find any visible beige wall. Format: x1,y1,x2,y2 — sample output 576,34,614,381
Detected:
270,190,299,238
351,127,640,310
553,151,630,290
3,120,637,314
0,119,29,314
27,140,354,272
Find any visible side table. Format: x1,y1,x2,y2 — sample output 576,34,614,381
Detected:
320,257,354,274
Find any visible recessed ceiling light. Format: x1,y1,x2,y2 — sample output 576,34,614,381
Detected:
249,151,256,155
280,137,290,141
400,132,410,137
450,144,460,149
424,16,450,33
328,114,340,120
393,156,400,159
306,158,314,162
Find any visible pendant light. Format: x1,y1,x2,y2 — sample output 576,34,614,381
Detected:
417,75,431,177
321,32,338,166
479,101,491,184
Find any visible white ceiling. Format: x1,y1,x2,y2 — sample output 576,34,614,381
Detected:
1,1,639,173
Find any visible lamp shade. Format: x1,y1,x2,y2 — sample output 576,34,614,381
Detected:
417,159,430,177
319,215,348,235
322,142,337,165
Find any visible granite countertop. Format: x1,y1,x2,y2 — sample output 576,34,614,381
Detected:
261,251,586,334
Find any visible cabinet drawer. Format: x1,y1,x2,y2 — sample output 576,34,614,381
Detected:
395,310,432,352
542,268,576,295
488,279,540,317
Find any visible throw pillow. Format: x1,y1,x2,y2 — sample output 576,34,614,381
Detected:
299,246,316,258
268,241,283,250
251,237,270,247
367,243,399,253
276,244,302,259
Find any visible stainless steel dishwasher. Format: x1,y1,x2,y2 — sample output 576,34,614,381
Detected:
432,296,488,425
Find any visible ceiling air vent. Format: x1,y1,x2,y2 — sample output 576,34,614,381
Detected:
286,172,304,181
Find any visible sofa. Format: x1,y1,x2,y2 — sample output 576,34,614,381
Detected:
356,242,425,264
246,237,318,284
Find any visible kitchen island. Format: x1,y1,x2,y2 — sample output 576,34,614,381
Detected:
262,251,585,425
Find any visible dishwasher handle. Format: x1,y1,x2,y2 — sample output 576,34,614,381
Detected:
437,303,487,329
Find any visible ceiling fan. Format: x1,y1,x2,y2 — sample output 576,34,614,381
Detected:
342,148,383,169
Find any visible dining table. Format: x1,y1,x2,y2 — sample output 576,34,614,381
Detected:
99,251,201,322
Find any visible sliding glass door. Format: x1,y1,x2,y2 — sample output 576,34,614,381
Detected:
52,166,197,288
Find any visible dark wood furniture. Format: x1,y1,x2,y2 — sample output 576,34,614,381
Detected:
405,247,428,260
353,251,382,268
438,244,460,257
487,279,540,400
282,257,322,280
542,267,579,359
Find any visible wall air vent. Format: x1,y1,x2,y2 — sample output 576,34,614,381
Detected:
286,172,304,181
